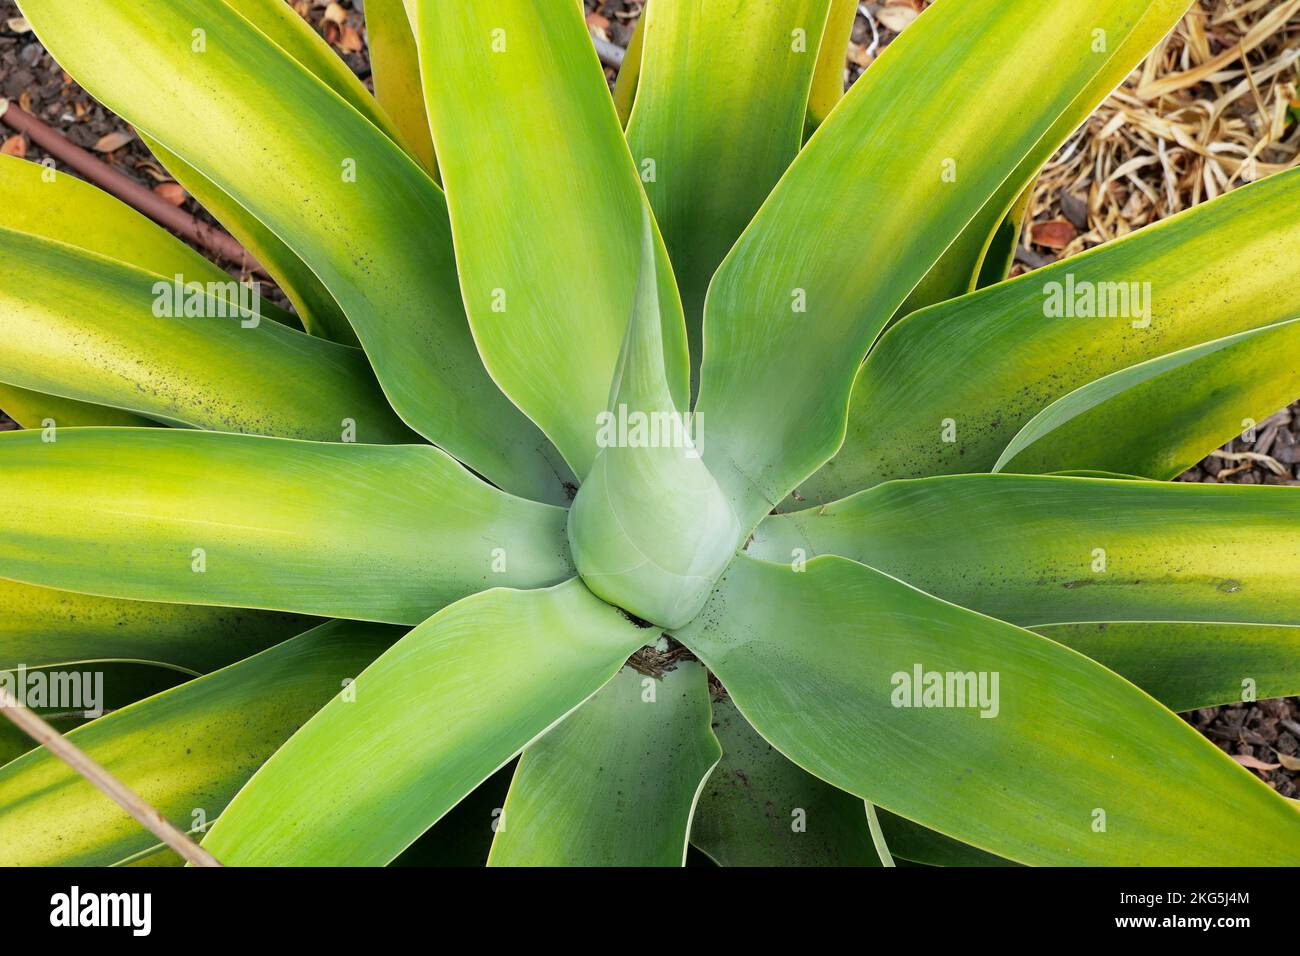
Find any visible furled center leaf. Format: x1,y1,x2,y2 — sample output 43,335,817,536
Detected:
567,215,740,630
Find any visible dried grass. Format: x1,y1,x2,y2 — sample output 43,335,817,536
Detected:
1025,0,1300,263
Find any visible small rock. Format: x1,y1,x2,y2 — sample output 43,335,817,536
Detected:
1059,190,1090,230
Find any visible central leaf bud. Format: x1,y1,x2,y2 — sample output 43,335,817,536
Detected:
569,411,740,630
567,211,740,630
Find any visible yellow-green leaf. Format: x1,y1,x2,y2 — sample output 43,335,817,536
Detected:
0,620,397,865
202,581,648,865
0,382,151,429
696,0,1191,528
0,227,414,442
676,554,1300,865
0,428,573,623
0,576,314,674
805,0,856,134
626,0,831,382
898,0,1188,314
807,166,1300,501
995,317,1300,479
754,474,1300,627
488,659,719,866
691,696,882,867
19,0,572,503
409,0,688,478
1034,621,1300,712
364,0,438,176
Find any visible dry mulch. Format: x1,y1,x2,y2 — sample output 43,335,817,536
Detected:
1190,699,1300,798
2,0,1297,796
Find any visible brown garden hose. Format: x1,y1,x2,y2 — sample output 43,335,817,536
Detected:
0,97,264,274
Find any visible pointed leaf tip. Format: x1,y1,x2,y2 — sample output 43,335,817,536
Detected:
569,213,740,629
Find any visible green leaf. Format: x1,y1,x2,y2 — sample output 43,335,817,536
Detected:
18,0,572,503
127,766,519,869
392,764,514,867
365,0,438,177
675,554,1300,865
0,661,187,768
0,382,151,429
610,6,645,128
0,619,397,865
0,720,38,769
0,227,415,442
201,580,649,866
807,166,1300,501
223,0,408,145
0,153,297,329
626,0,830,381
409,0,688,478
0,428,573,624
695,0,1191,527
973,177,1035,289
805,0,857,135
994,317,1300,479
753,474,1300,627
0,723,33,771
0,155,267,293
153,0,433,341
116,844,184,868
875,808,1017,867
898,0,1188,314
1,660,189,717
1034,622,1300,712
0,576,314,674
1047,470,1157,481
568,214,740,629
141,135,352,344
488,658,719,866
864,802,896,867
691,696,881,867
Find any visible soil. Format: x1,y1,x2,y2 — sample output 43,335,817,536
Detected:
1,0,1295,797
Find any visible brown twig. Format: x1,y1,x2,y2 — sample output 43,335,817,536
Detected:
0,685,222,867
0,97,265,277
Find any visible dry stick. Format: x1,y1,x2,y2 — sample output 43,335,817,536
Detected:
0,685,222,867
0,98,266,277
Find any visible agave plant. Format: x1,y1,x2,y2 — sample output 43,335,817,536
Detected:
1,0,1298,868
